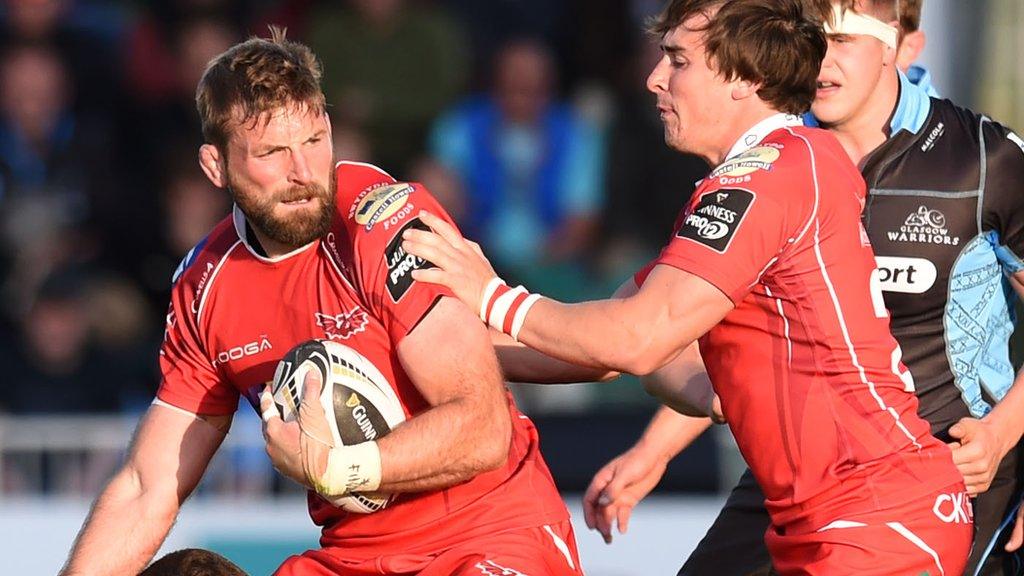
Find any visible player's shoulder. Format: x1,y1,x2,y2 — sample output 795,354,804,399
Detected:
170,214,241,289
335,160,444,240
707,126,842,191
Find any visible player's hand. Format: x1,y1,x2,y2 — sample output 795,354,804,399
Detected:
295,369,341,495
948,417,1011,496
260,386,306,487
402,210,497,314
1005,501,1024,552
583,443,668,544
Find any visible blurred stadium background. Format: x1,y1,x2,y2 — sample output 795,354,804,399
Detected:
0,0,1020,573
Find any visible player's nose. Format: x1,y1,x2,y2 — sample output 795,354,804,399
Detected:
289,149,313,185
646,56,669,94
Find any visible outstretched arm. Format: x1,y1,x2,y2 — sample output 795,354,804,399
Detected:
403,211,734,376
61,405,231,575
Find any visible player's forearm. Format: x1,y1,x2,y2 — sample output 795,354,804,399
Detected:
61,468,179,575
516,297,686,376
493,330,619,384
376,394,511,493
635,406,712,462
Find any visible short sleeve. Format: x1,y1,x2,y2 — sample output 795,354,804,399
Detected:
156,279,239,416
652,185,797,303
337,163,455,342
982,125,1024,274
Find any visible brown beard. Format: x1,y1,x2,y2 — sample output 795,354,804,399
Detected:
229,176,336,249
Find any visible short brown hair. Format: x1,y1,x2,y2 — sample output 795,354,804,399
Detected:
648,0,827,115
139,549,247,576
196,27,326,152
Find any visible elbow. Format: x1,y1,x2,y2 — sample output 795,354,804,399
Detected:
617,351,666,377
474,402,512,473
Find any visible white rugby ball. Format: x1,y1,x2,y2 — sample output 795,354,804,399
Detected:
271,339,406,513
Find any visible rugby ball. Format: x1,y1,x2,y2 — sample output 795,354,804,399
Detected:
271,339,406,513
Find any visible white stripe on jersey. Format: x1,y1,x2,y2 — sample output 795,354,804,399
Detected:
786,128,923,451
886,521,945,576
543,524,577,571
196,239,243,325
764,285,793,368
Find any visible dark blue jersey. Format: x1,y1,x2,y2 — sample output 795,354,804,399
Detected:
859,72,1024,437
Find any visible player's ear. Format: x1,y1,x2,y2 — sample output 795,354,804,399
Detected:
731,78,760,101
896,29,925,72
199,144,227,189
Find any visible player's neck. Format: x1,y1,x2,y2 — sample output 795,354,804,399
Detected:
708,104,783,166
826,71,899,168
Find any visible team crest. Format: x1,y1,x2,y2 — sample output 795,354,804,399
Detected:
316,307,369,340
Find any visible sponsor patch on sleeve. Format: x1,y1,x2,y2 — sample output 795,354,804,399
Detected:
384,218,434,302
351,183,414,231
676,188,755,253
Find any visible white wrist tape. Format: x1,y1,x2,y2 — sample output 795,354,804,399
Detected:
824,4,898,48
479,277,541,341
510,293,542,342
480,277,506,321
316,441,382,496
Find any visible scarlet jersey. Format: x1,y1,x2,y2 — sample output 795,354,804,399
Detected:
158,161,568,559
637,115,963,531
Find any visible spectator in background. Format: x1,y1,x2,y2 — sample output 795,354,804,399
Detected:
307,0,467,172
0,0,123,120
429,39,605,298
0,268,116,415
0,42,117,319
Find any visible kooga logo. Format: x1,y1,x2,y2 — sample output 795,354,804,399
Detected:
875,256,937,294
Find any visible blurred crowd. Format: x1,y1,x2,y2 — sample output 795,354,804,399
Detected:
0,0,712,419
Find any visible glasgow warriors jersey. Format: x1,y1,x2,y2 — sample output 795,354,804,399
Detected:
861,72,1024,437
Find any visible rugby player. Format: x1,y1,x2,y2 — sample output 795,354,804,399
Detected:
401,0,973,573
59,30,583,576
584,1,1024,574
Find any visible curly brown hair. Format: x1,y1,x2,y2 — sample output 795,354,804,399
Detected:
195,26,326,153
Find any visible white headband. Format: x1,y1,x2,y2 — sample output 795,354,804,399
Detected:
823,5,898,49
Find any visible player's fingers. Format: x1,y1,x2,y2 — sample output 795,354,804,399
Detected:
260,388,279,425
583,472,613,530
949,442,984,466
1005,507,1024,552
409,267,449,287
402,238,456,273
416,211,465,248
597,504,616,544
616,502,636,535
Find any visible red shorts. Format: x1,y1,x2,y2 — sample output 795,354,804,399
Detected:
274,520,583,576
766,484,973,575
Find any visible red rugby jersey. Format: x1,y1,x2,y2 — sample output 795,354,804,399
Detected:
637,115,962,530
157,161,568,558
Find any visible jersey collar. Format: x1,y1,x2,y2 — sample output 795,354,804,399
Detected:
232,204,318,263
889,69,931,136
723,113,804,162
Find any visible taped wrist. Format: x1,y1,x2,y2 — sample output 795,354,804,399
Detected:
312,441,383,497
479,277,542,341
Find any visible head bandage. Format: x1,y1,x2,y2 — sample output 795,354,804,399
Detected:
823,5,898,49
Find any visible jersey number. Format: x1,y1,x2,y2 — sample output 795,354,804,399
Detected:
871,269,915,392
